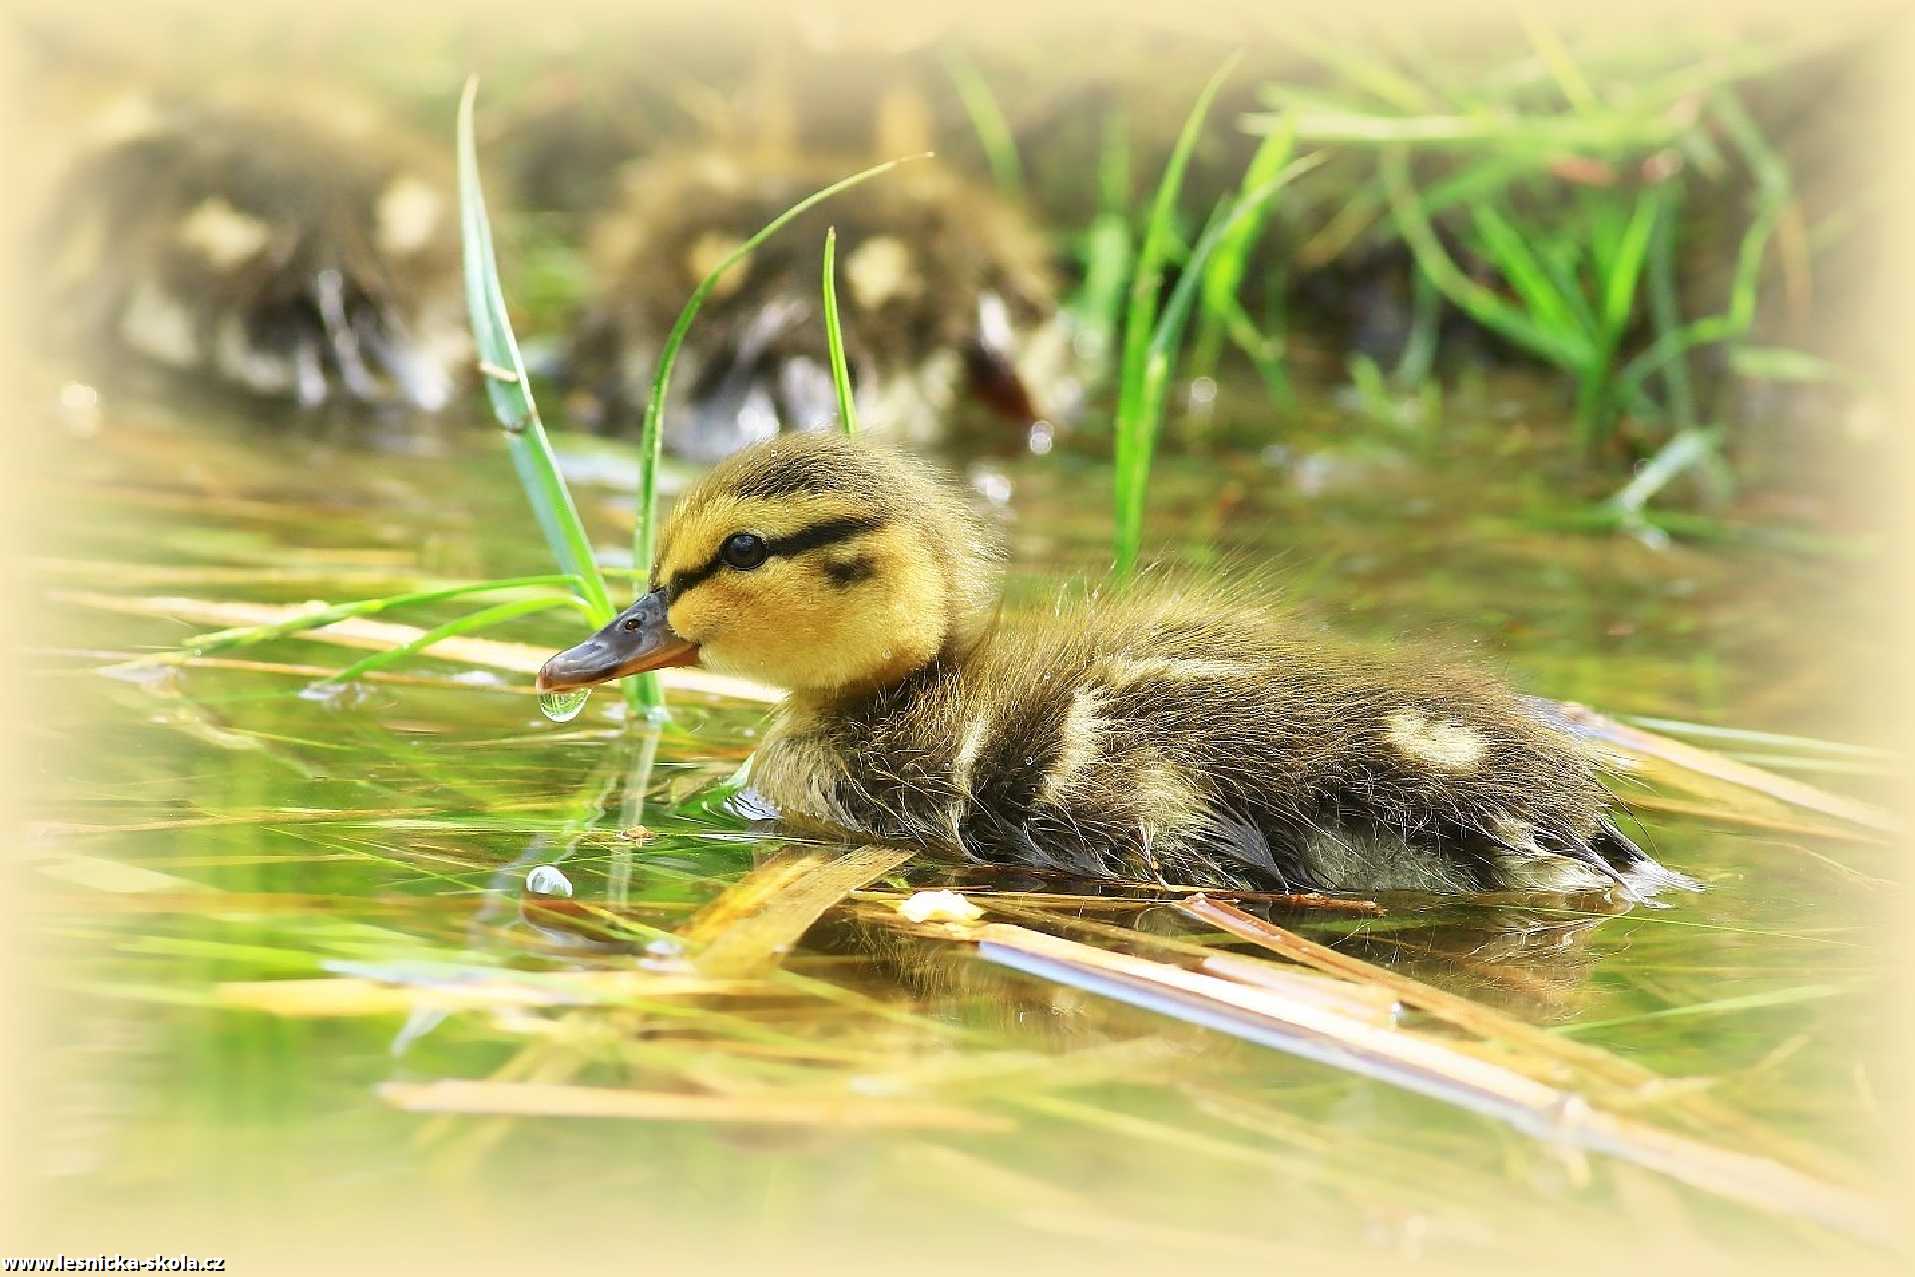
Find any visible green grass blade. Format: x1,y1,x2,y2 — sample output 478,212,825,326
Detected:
1393,267,1440,387
943,53,1023,198
327,595,595,683
1115,153,1324,575
821,228,857,435
1193,114,1295,380
1614,97,1786,410
1069,110,1134,379
1113,57,1238,578
1381,148,1594,372
1144,157,1326,419
135,575,588,665
1728,345,1860,387
456,79,614,628
632,153,928,710
1466,203,1587,341
1597,187,1663,344
1272,27,1440,114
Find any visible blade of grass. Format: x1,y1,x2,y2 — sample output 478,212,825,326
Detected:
1613,90,1785,410
1552,703,1902,835
1381,148,1594,371
107,575,586,669
1645,190,1697,428
943,52,1023,198
1112,57,1237,577
1115,152,1326,572
1069,109,1134,379
456,79,616,631
1144,162,1326,420
1177,896,1868,1184
69,592,783,704
1192,114,1295,379
1393,266,1441,387
1617,716,1898,763
325,594,595,684
1610,427,1722,516
381,1079,1011,1131
821,227,857,434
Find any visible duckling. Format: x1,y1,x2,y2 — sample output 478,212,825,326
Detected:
564,148,1077,461
35,84,468,412
537,433,1696,898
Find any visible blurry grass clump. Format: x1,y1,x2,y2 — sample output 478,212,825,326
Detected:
1109,62,1322,576
1250,19,1870,523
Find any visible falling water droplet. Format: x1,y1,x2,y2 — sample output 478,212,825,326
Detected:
538,688,590,722
525,865,574,897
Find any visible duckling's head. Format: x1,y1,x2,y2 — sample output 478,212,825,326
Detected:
538,432,1001,697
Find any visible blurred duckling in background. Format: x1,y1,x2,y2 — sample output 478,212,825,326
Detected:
565,148,1079,461
37,86,468,413
538,433,1697,898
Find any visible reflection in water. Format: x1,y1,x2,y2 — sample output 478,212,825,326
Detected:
17,366,1897,1264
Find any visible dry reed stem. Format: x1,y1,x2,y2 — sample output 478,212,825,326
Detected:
379,1079,1011,1132
59,592,780,702
976,921,1890,1243
677,844,915,977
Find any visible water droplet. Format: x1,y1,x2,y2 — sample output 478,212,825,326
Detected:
538,688,590,722
525,865,573,897
299,679,373,708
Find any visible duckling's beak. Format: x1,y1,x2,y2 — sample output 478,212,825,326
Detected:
536,589,698,693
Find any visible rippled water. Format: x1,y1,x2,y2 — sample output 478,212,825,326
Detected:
14,372,1900,1268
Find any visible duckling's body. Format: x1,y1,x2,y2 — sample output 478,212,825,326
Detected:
756,587,1678,894
35,81,467,412
539,433,1692,898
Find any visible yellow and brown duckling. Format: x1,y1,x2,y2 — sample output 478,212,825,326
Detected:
564,148,1079,461
36,86,468,412
538,432,1695,898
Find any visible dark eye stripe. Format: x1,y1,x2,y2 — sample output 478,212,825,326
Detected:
664,514,886,603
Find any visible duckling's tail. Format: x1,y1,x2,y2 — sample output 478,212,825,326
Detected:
1589,815,1704,905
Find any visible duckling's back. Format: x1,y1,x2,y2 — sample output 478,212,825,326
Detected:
756,577,1691,898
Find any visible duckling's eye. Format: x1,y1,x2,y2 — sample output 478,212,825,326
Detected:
721,532,769,570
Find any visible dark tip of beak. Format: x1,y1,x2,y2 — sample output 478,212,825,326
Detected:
536,588,699,694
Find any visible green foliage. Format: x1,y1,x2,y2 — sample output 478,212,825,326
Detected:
943,51,1024,198
821,227,857,435
1068,109,1135,381
1112,61,1322,578
1252,21,1867,524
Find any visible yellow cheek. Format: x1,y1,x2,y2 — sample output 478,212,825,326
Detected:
671,569,834,647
